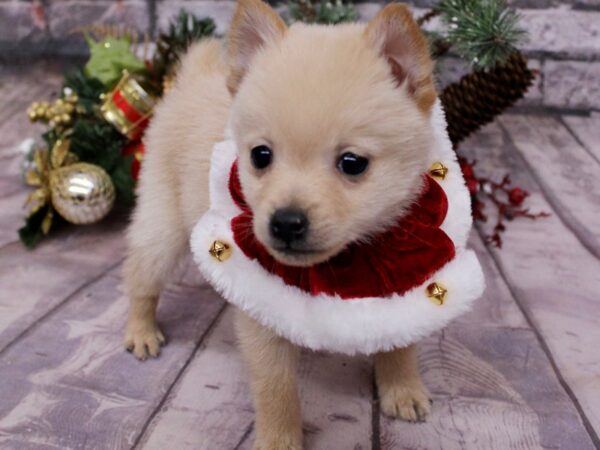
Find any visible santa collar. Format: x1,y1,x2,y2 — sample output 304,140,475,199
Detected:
229,162,456,299
191,100,485,355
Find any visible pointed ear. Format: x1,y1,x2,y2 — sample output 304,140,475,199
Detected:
227,0,287,95
365,3,436,113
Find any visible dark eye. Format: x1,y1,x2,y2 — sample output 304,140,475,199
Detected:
337,152,369,176
251,145,273,169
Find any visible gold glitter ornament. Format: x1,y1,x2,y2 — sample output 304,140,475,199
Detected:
428,162,449,180
49,163,115,225
27,94,80,128
209,240,232,262
23,139,79,235
426,282,448,305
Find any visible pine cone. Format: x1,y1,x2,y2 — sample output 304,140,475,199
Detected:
440,52,536,147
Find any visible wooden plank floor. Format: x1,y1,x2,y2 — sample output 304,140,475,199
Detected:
0,61,599,450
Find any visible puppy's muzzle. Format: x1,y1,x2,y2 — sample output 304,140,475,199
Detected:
270,208,309,245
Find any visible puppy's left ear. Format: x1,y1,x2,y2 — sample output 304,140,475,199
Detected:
227,0,287,95
365,3,436,113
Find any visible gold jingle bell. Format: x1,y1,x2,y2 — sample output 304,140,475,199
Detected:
429,162,448,180
426,282,447,305
209,240,232,262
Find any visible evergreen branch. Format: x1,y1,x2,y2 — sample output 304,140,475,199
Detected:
289,0,358,25
437,0,526,70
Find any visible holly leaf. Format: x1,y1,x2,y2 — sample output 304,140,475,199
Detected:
19,204,50,248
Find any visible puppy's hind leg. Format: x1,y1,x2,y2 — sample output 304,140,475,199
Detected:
375,344,431,422
235,310,303,450
123,193,187,360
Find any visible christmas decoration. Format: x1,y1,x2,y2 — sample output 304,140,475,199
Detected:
27,93,80,129
49,163,115,225
426,282,448,305
20,138,78,246
209,240,232,262
84,34,146,88
437,0,526,71
428,161,449,180
459,158,549,247
191,100,484,355
19,138,40,184
19,12,215,248
149,12,216,96
100,70,156,140
441,52,535,146
288,0,357,25
122,141,145,180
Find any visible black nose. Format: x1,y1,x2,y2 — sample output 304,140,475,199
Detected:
270,208,309,244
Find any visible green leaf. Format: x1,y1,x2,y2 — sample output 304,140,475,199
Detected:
19,204,49,248
84,35,147,88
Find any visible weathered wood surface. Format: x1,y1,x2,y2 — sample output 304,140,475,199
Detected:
0,265,225,449
380,235,595,450
562,113,600,163
0,61,599,449
461,122,600,446
139,308,374,450
498,114,600,258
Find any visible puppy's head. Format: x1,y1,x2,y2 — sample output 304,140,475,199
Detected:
228,0,436,266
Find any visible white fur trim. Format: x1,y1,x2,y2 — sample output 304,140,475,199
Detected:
190,100,485,355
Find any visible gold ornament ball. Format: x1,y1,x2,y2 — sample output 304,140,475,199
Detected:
49,163,115,225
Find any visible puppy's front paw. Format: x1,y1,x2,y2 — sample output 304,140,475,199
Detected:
379,382,431,422
252,435,302,450
124,320,166,360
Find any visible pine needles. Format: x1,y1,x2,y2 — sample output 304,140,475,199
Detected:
437,0,526,70
288,0,357,25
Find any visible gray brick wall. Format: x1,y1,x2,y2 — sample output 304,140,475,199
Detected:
1,0,598,111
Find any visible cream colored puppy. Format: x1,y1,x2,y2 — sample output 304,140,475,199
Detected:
124,0,436,448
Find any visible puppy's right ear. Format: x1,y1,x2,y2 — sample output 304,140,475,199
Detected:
365,3,436,113
227,0,287,95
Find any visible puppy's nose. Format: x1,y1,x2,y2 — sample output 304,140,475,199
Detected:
270,208,309,244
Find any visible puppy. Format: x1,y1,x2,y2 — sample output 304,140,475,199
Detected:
124,0,436,448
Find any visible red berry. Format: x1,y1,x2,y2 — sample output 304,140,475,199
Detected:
509,187,528,205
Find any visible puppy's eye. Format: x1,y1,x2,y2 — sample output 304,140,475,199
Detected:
250,145,273,170
337,152,369,176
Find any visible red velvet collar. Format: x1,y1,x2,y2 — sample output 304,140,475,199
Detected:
229,162,455,299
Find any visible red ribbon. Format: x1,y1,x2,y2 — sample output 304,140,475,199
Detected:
229,162,456,300
112,89,144,124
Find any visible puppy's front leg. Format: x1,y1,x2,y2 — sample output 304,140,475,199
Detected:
235,310,303,450
375,344,431,422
